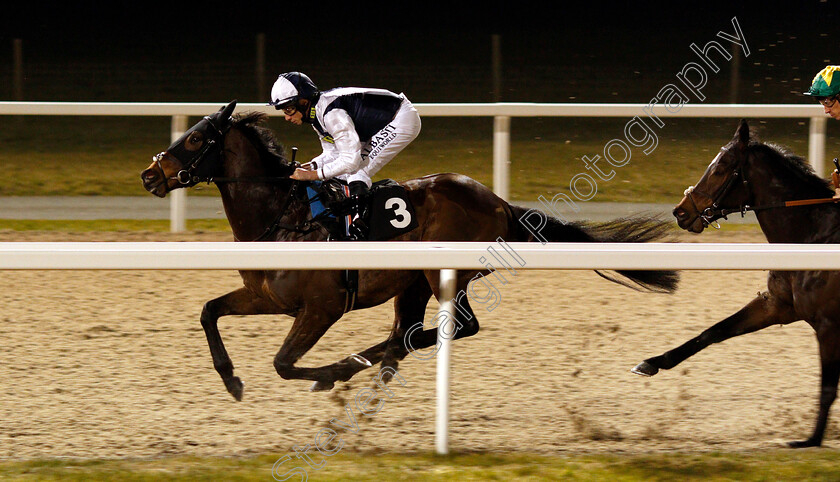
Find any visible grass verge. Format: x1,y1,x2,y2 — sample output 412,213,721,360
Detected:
0,219,232,233
0,450,838,481
3,116,837,203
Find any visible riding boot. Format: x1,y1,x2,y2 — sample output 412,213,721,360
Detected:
348,181,370,241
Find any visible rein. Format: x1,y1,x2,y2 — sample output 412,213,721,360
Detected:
722,196,840,217
241,181,319,242
687,155,840,229
171,132,319,240
200,177,321,241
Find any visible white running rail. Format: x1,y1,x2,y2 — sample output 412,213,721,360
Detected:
0,102,829,231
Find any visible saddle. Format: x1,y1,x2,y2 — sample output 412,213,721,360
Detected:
306,179,418,242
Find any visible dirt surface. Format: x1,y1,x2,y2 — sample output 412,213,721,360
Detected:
0,228,832,461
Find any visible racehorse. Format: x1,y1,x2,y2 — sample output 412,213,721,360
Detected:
141,101,679,401
633,119,840,447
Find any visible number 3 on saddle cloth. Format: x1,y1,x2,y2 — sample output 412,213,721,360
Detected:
306,179,419,312
305,179,419,242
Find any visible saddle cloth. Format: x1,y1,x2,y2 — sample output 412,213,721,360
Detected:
306,179,418,241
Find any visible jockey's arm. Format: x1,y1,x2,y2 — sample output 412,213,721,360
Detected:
317,109,363,180
292,145,332,181
308,148,335,172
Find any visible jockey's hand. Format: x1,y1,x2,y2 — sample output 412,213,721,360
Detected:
291,168,320,181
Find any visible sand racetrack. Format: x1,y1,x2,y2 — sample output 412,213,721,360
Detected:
0,229,832,461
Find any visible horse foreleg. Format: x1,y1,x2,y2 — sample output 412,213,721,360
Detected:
201,287,283,401
788,329,840,448
632,291,797,376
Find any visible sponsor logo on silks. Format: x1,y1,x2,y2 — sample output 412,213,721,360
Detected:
368,125,398,160
322,135,335,144
370,125,397,147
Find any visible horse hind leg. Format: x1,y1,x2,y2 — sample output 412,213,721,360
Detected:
379,276,435,383
201,287,284,401
632,291,797,377
382,271,481,383
307,341,388,392
788,329,840,448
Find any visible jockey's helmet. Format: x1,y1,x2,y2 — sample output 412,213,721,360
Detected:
269,72,319,110
805,66,840,98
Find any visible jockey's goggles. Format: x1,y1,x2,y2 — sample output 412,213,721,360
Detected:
818,95,839,108
280,104,298,115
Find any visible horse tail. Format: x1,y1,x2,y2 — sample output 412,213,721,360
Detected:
507,204,680,294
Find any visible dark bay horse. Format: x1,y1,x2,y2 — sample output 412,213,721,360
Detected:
141,101,678,401
633,119,840,447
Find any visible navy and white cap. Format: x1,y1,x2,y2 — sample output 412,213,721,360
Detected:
268,72,319,109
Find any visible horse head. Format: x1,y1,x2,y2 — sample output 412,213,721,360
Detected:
141,100,238,197
673,119,753,233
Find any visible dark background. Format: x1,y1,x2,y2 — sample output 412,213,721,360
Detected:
1,1,838,104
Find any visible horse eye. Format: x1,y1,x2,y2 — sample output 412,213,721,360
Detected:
713,160,731,175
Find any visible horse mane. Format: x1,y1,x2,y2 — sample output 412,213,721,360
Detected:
748,139,833,195
230,112,294,176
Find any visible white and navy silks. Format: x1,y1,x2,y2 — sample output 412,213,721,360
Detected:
306,87,421,188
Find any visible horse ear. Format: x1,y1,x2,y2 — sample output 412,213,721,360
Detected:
735,119,750,145
220,100,237,121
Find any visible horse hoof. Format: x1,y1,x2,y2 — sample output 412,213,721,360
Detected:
225,377,244,401
349,353,372,367
631,361,659,377
310,380,335,392
787,438,821,448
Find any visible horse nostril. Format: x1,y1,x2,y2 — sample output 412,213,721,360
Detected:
141,169,159,184
673,208,687,220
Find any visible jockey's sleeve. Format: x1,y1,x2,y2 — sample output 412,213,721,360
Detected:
310,146,335,171
318,109,363,180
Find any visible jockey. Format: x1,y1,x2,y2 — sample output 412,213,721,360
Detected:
268,71,422,239
806,65,840,198
805,65,840,120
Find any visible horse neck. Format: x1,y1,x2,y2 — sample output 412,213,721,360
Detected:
747,152,840,243
216,129,309,242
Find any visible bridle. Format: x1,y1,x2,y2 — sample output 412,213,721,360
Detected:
683,150,749,229
153,119,320,241
684,148,840,229
151,115,229,186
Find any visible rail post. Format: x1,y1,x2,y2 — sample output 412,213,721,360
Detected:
493,115,511,201
170,115,189,232
435,268,457,455
809,116,827,176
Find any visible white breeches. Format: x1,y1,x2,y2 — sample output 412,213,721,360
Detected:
345,97,422,187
